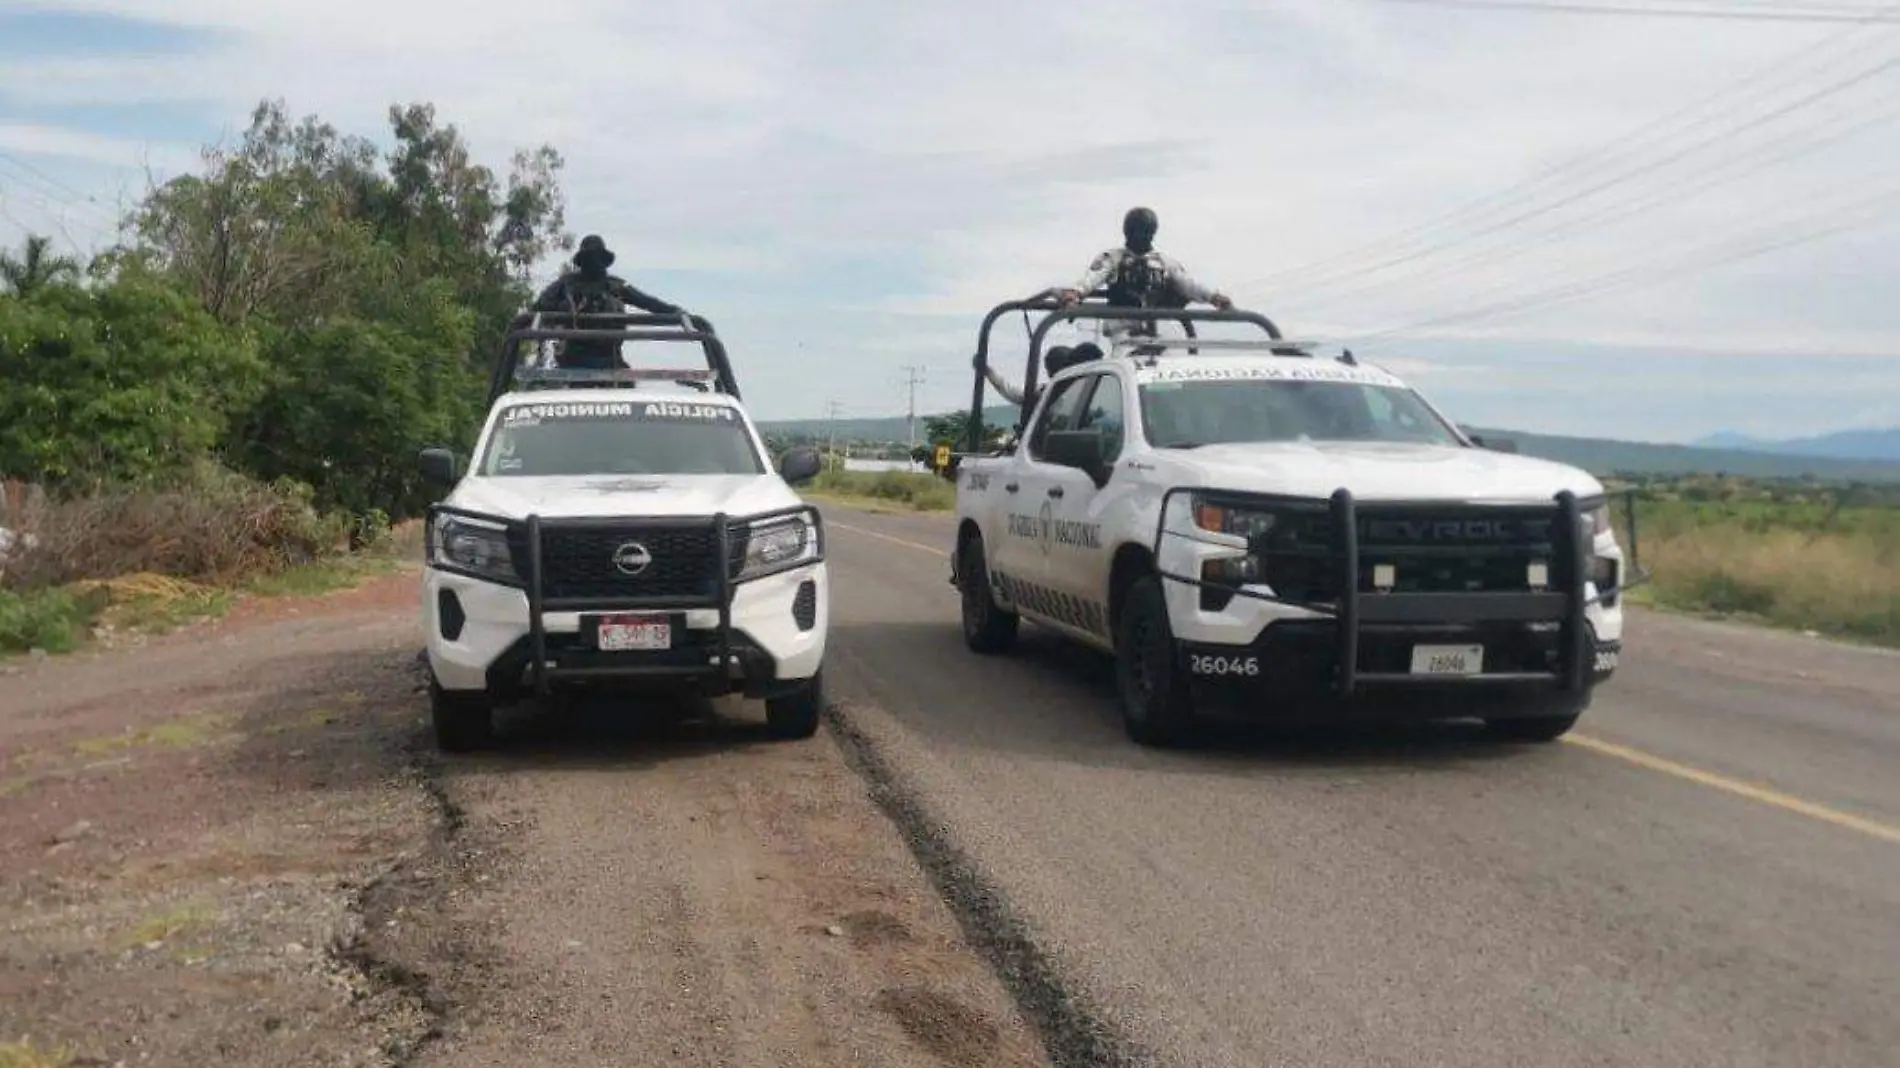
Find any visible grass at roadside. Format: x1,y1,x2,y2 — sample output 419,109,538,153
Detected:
0,554,412,656
1609,485,1899,647
1,516,423,657
0,1040,77,1068
804,468,956,514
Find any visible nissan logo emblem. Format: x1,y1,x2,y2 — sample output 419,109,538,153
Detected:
610,541,652,575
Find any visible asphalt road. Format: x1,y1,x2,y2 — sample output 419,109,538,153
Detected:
817,502,1900,1068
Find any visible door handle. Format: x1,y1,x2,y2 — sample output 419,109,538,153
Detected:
1047,486,1065,499
1004,481,1019,493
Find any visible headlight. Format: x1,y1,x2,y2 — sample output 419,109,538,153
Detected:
429,513,517,583
1582,502,1611,538
735,513,820,579
1189,494,1280,540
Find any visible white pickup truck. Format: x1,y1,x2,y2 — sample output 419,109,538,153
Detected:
950,299,1633,748
417,311,829,752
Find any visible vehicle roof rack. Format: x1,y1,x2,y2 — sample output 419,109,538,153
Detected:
1099,335,1361,365
486,310,740,407
963,290,1297,452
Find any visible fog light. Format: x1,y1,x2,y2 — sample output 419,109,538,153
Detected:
437,588,466,641
1592,556,1620,607
1202,556,1258,585
1200,556,1256,612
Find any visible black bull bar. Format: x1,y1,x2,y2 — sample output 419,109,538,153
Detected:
426,502,824,697
1152,487,1646,696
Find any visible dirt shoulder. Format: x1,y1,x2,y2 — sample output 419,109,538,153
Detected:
0,567,1047,1067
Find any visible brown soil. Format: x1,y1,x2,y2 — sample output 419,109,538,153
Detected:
0,565,1047,1067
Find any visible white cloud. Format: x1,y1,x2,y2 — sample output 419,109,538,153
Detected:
0,0,1895,432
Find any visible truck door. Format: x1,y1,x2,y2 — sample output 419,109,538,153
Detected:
989,374,1092,624
1039,370,1129,644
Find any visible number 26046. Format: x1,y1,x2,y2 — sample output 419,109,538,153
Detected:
1189,654,1259,677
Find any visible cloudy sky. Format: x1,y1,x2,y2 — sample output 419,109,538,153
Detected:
2,0,1896,441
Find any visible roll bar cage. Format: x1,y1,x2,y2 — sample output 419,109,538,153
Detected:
963,290,1307,453
486,310,741,407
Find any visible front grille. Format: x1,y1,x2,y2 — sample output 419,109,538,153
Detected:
523,523,723,601
1256,505,1571,603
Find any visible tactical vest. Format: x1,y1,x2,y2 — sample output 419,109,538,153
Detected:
1105,250,1182,310
559,274,625,316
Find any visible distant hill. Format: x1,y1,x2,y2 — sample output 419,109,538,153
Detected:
756,412,1900,483
1690,427,1900,463
1466,427,1900,482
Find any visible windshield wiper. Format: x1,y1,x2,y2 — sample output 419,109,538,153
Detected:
1159,441,1206,450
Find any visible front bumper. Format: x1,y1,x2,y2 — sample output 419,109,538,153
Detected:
1156,487,1636,720
424,504,827,701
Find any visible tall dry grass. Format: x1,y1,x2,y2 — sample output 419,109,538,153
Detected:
1,462,352,653
2,461,347,592
1611,492,1900,645
808,468,957,512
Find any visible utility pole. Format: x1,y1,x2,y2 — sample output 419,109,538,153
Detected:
901,365,925,454
826,399,844,470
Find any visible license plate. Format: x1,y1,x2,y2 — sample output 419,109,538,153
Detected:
596,614,672,651
1410,644,1483,676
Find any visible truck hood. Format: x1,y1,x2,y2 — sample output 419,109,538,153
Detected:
447,474,800,521
1171,441,1604,502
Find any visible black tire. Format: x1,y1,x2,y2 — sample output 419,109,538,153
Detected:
1483,711,1582,743
1113,574,1196,748
766,670,824,740
958,534,1018,654
430,680,496,753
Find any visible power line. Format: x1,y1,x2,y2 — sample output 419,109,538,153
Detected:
1344,181,1900,346
1280,53,1897,311
1364,0,1900,23
1293,85,1900,314
1235,5,1898,294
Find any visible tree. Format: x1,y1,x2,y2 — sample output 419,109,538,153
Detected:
230,297,481,523
923,410,1005,450
123,97,571,357
0,277,266,489
104,96,575,522
0,235,82,297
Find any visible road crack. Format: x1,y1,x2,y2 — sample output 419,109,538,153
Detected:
825,702,1159,1068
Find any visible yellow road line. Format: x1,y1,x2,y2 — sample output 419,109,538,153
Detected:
826,519,1900,846
1564,733,1900,846
829,521,949,557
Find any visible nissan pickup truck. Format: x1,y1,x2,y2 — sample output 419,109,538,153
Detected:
418,310,828,751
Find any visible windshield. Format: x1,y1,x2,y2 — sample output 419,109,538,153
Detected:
1137,378,1462,448
479,398,765,476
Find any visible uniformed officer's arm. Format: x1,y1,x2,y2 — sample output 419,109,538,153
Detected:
1166,258,1232,308
610,279,682,315
973,354,1024,405
1058,249,1120,304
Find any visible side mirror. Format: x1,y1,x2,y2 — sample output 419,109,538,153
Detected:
1042,429,1109,484
777,445,823,486
420,447,460,487
1472,435,1519,453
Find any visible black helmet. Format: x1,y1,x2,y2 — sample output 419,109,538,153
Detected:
1043,344,1077,377
573,234,616,271
1122,207,1158,251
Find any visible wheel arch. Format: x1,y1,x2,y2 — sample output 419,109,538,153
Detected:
954,517,984,583
1108,541,1157,635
